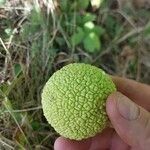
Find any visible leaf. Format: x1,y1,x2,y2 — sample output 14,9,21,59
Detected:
84,22,105,36
84,21,95,33
75,15,82,25
82,13,96,23
5,28,12,36
71,27,84,46
14,64,22,77
31,121,41,131
83,32,101,53
77,0,90,9
93,26,105,36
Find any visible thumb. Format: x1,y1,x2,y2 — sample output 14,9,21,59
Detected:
106,92,150,150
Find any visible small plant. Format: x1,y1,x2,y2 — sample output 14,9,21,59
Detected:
71,18,105,53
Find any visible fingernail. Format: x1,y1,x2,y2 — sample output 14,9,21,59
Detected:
116,92,140,120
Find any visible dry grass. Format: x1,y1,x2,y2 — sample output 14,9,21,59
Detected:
0,0,150,149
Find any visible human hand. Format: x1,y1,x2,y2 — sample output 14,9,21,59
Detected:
54,77,150,150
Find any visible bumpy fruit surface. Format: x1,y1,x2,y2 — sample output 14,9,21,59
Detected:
42,63,116,140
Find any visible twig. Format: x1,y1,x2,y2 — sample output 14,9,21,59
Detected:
116,21,150,44
0,6,31,10
3,98,32,150
116,27,144,44
0,139,14,150
0,38,11,59
4,106,42,113
0,134,16,147
0,37,14,77
7,16,26,49
117,9,136,28
47,29,58,47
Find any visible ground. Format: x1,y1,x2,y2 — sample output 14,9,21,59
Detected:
0,0,150,149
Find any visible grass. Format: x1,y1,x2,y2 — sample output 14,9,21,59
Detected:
0,0,150,149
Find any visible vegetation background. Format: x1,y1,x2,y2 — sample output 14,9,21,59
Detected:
0,0,150,149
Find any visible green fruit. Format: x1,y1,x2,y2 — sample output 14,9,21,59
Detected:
42,63,116,140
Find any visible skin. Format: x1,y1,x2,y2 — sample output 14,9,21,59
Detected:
54,77,150,150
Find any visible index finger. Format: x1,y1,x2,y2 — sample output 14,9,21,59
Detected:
112,76,150,111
